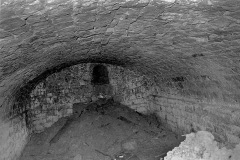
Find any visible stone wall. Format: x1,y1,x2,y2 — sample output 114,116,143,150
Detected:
29,63,154,133
30,63,91,132
112,69,240,147
150,86,240,148
109,66,154,114
0,118,29,160
1,62,239,160
0,98,29,160
28,63,240,147
1,0,240,160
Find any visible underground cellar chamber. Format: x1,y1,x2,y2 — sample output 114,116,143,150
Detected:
1,0,240,159
1,62,240,160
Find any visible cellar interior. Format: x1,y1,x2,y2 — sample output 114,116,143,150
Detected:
1,0,240,160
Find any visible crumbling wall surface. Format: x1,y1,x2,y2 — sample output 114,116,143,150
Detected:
164,131,240,160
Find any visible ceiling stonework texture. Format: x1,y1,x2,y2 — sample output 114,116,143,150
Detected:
1,0,240,107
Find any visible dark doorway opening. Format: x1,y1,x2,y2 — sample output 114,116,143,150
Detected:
91,65,109,85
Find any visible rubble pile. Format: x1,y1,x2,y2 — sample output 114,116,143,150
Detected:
165,131,240,160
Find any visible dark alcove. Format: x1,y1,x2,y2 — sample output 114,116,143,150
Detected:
91,65,109,85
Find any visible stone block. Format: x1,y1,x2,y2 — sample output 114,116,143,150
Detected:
167,98,176,104
191,114,200,124
185,112,193,121
34,123,44,131
157,104,164,112
172,107,180,116
155,96,164,103
44,122,53,128
177,103,185,111
166,106,172,114
167,114,176,123
185,104,194,113
129,94,136,100
148,102,156,112
179,109,186,118
136,106,148,113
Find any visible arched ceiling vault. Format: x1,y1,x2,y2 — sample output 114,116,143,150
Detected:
1,0,240,107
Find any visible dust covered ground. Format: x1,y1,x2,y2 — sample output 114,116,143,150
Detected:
20,100,184,160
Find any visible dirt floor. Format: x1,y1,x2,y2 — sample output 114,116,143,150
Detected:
20,99,184,160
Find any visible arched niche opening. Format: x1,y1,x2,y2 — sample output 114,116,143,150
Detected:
91,64,110,85
90,64,113,100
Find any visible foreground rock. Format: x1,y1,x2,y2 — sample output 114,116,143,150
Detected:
165,131,240,160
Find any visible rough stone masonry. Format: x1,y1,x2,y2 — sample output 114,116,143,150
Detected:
1,0,240,160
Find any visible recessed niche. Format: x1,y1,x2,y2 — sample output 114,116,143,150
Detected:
91,64,110,85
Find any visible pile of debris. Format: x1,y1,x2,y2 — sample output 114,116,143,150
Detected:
164,131,240,160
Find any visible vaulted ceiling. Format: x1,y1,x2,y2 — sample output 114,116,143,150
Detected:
1,0,240,108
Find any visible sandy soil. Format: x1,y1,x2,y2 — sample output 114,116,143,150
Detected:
20,100,184,160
